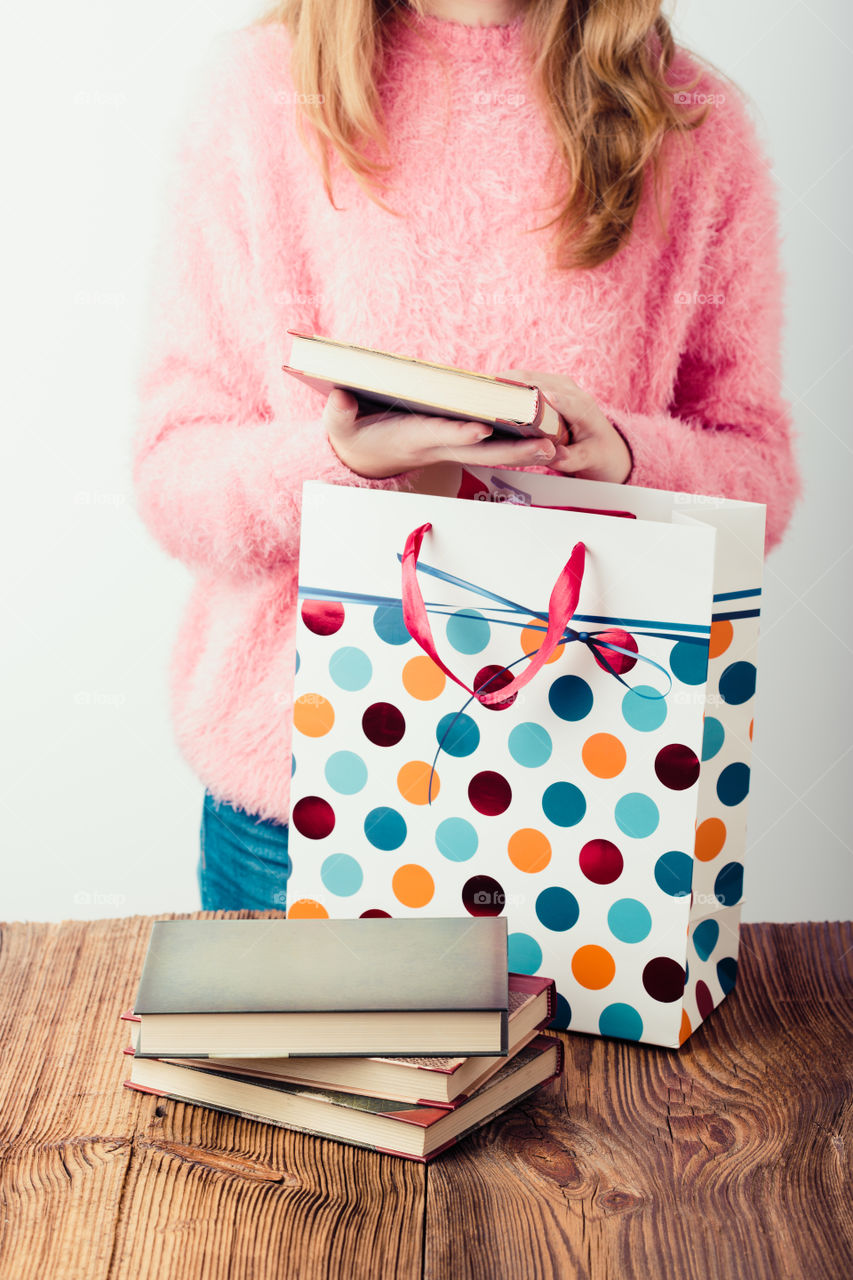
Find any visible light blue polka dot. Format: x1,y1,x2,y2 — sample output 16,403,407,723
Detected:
599,1003,643,1041
508,931,543,974
614,792,659,838
329,646,373,691
621,684,668,732
320,853,363,897
295,650,300,675
446,608,491,654
373,604,411,646
702,716,725,761
435,817,479,862
324,751,368,795
291,753,296,777
508,722,553,768
607,898,652,943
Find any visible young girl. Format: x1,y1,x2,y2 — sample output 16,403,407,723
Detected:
131,0,801,912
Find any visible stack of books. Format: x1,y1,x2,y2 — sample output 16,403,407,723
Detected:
122,916,563,1163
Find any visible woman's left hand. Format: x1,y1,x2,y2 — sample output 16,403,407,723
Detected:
494,368,634,484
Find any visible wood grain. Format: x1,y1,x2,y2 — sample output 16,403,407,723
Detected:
0,915,850,1280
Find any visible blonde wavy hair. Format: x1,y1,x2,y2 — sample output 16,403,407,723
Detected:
254,0,729,271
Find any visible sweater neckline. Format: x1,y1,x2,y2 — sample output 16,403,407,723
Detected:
392,6,526,49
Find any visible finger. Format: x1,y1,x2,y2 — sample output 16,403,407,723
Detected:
322,387,361,435
550,439,599,475
435,434,558,467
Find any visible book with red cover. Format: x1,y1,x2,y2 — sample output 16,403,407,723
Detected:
121,973,555,1107
123,1034,563,1163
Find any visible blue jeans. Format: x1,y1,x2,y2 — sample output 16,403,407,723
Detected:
198,790,290,911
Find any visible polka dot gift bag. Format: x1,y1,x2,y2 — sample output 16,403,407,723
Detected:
285,468,765,1048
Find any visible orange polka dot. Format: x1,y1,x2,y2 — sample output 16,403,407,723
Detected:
287,899,329,919
402,655,446,701
679,1009,692,1046
571,944,616,990
520,618,565,665
397,761,439,805
749,718,754,741
508,828,552,874
708,618,734,659
392,864,434,908
292,693,335,737
695,817,726,862
581,733,627,779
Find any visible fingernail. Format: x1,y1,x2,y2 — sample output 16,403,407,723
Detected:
533,447,556,463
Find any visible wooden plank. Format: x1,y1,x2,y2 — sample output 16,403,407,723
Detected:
425,923,853,1280
0,910,426,1279
107,1104,424,1280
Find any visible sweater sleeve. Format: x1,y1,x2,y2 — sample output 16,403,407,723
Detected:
597,94,802,554
130,32,419,581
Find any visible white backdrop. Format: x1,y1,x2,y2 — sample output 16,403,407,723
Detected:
3,0,851,922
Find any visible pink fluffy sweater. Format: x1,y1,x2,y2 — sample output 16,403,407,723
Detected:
131,12,801,824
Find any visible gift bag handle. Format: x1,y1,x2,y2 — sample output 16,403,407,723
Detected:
401,523,586,707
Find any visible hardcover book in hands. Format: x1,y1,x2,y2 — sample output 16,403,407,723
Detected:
282,330,569,442
132,917,509,1059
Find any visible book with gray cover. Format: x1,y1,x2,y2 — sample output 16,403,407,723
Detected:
132,916,509,1059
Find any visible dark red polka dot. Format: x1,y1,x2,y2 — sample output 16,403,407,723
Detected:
362,702,406,747
291,796,335,840
468,771,512,816
695,980,714,1020
301,600,345,636
462,875,506,917
578,838,624,885
592,628,638,676
642,956,686,1003
474,665,517,710
655,744,701,790
360,909,391,918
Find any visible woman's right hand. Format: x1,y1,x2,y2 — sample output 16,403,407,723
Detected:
322,387,557,479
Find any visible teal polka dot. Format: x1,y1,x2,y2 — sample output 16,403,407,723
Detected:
508,722,553,768
607,898,652,943
436,712,480,757
329,646,373,691
320,854,363,897
535,887,579,932
549,675,594,721
364,806,407,851
324,751,368,795
598,1003,643,1041
435,817,478,862
542,782,587,828
508,931,543,974
446,608,490,654
719,661,756,705
373,604,410,646
693,918,719,961
717,763,750,806
614,792,659,838
702,716,725,761
670,639,708,686
714,861,743,906
654,850,692,897
621,684,668,732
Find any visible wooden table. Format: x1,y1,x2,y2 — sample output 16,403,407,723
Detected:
1,915,850,1279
